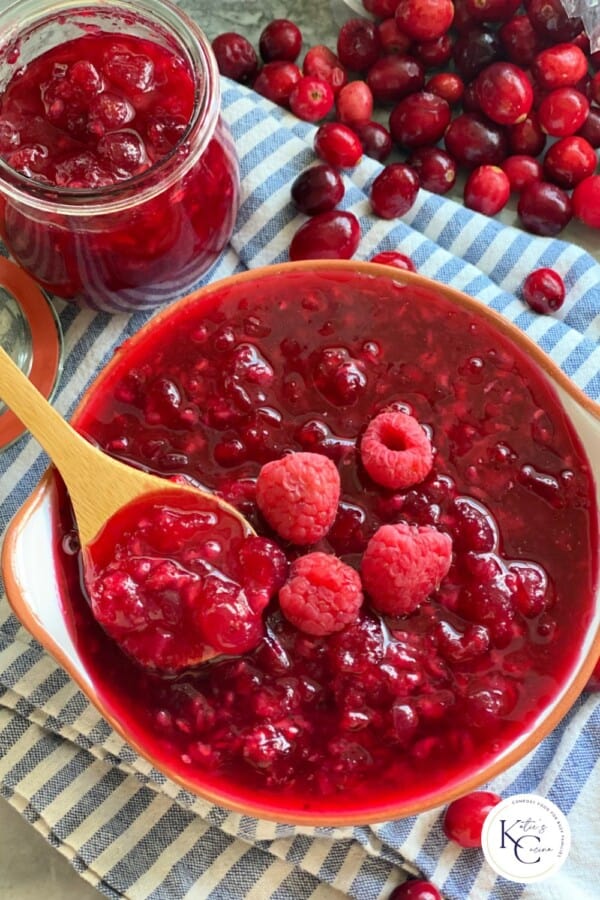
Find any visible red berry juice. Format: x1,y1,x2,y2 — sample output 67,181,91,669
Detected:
0,25,238,310
58,269,597,818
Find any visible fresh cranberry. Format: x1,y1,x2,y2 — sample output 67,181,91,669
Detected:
389,881,442,900
336,80,374,125
443,790,502,847
508,114,546,156
302,45,348,95
291,164,345,215
578,105,600,148
370,163,420,218
377,17,413,56
408,146,457,193
337,18,381,72
475,62,534,126
395,0,455,41
444,112,508,168
464,165,511,215
525,0,583,43
253,61,302,106
212,32,259,84
532,42,588,91
499,14,542,66
363,0,401,15
258,19,302,63
413,34,454,68
543,136,597,189
453,27,502,81
522,267,566,314
354,121,393,161
425,72,464,105
389,91,450,148
289,210,361,260
517,181,572,236
465,0,521,21
501,154,543,192
367,54,425,105
590,72,600,106
289,76,334,122
371,250,416,271
572,174,600,228
314,122,363,168
537,87,590,137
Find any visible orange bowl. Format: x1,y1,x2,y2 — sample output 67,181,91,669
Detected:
3,260,600,825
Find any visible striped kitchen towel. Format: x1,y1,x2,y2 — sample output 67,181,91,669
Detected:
1,78,599,900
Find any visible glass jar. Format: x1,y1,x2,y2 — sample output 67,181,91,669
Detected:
0,0,240,312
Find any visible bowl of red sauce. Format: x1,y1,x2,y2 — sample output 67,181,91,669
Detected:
0,0,239,311
3,260,600,825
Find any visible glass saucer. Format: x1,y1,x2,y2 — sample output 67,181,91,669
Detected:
0,258,63,451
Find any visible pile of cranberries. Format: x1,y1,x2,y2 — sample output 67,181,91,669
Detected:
212,0,599,285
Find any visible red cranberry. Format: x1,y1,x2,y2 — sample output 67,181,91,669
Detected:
538,88,590,137
572,174,600,228
443,791,502,847
289,76,334,122
408,146,457,194
453,27,502,81
363,0,401,15
499,14,542,66
425,72,464,105
444,112,508,168
389,91,451,148
508,114,546,156
395,0,455,41
464,165,510,215
370,250,416,271
367,54,425,105
315,122,363,168
543,136,597,189
517,180,572,236
522,268,566,314
465,0,521,21
475,62,534,126
370,163,420,218
253,61,301,106
353,121,393,161
291,164,345,215
389,881,442,900
377,17,413,56
336,80,374,125
413,34,454,68
337,18,381,72
578,105,600,148
532,42,588,91
289,210,361,260
501,154,543,192
212,33,259,85
591,72,600,106
302,45,347,95
525,0,583,43
258,20,302,64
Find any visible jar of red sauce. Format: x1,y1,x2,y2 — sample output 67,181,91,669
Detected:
0,0,240,311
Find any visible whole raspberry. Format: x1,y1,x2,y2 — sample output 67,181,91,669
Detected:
255,451,341,545
279,552,363,635
361,522,452,616
360,410,433,489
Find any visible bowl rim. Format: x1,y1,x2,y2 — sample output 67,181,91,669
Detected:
3,259,600,825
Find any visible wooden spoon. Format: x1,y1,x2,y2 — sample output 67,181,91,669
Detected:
0,345,254,545
0,344,256,666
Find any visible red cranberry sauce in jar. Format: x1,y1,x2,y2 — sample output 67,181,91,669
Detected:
0,31,239,310
62,270,597,815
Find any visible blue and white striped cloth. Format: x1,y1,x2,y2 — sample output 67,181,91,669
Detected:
1,79,599,900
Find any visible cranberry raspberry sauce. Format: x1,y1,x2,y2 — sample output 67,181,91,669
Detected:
58,269,597,817
0,3,238,310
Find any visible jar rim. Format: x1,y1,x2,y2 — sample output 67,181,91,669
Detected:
0,0,220,215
